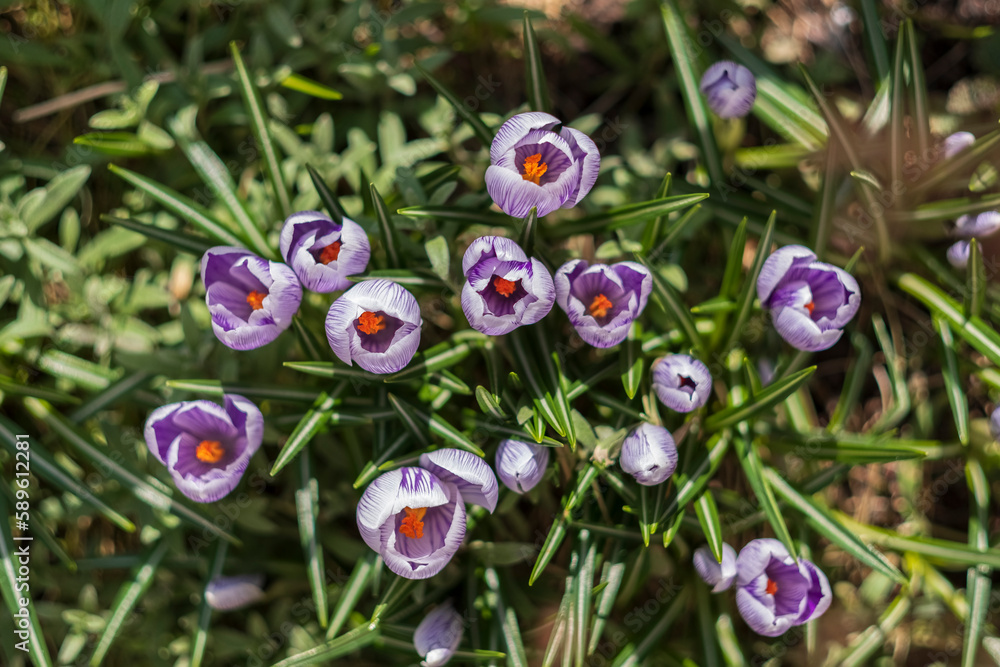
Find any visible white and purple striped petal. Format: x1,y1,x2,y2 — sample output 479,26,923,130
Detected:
461,236,554,336
414,604,464,667
652,354,713,413
485,112,600,218
947,240,970,269
142,394,263,503
200,246,302,350
325,278,422,374
419,449,499,512
693,544,738,593
952,211,1000,239
756,245,861,352
619,423,678,486
495,439,549,494
279,210,370,293
205,574,266,611
797,559,832,625
944,131,975,159
554,259,651,348
734,538,820,637
700,61,757,119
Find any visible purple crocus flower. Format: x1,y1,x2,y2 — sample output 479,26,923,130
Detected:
201,247,303,351
693,544,738,593
947,241,971,269
619,423,678,486
414,604,464,667
143,394,263,503
700,61,757,119
735,538,832,637
757,245,861,352
495,439,550,494
991,406,1000,441
356,449,498,579
554,260,652,348
326,278,422,374
205,574,266,611
944,131,975,159
461,236,555,336
279,210,370,293
652,354,713,413
946,212,1000,269
484,112,600,218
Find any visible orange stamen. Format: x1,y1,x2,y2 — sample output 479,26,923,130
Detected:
766,579,778,595
493,276,516,297
399,506,427,539
588,293,613,319
357,311,386,335
320,241,342,264
805,301,815,315
521,153,548,185
195,440,224,464
246,290,266,310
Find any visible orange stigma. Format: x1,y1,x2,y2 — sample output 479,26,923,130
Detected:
588,294,613,319
320,241,342,264
805,301,815,315
399,506,427,539
357,311,386,335
195,440,224,464
765,579,778,595
493,276,517,297
521,153,548,185
246,290,266,310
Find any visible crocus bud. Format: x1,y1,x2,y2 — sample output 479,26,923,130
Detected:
693,544,738,592
279,210,370,292
205,574,265,610
757,245,861,352
200,247,302,350
484,112,600,218
495,439,549,493
461,236,554,336
619,423,678,486
947,240,970,269
700,61,757,119
652,354,713,413
325,278,422,374
414,604,464,667
944,131,975,159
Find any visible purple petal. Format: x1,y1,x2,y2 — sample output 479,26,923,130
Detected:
356,468,450,554
652,354,713,413
224,394,264,460
495,439,550,494
757,245,817,307
693,544,738,592
558,126,601,207
772,306,844,351
379,480,467,579
736,586,795,637
797,559,832,624
419,449,499,512
462,236,529,276
991,406,1000,441
954,211,1000,239
490,112,561,165
461,255,554,336
947,240,970,269
205,574,266,611
554,260,650,348
735,538,794,586
414,604,464,667
485,165,567,218
325,279,422,374
619,423,678,486
944,131,975,159
700,61,757,119
144,403,183,464
280,211,371,293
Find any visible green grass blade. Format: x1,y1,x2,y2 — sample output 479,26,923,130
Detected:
519,207,538,258
90,539,170,666
68,371,152,423
889,20,907,198
306,164,346,224
530,465,598,585
272,624,380,666
860,0,890,80
296,452,329,628
904,20,930,159
523,12,550,113
619,334,643,400
271,386,347,476
636,254,703,355
616,587,689,667
705,366,816,432
694,491,724,562
733,437,796,558
963,459,991,667
190,541,227,667
836,512,1000,568
764,469,906,584
385,340,476,382
936,317,970,446
657,433,729,525
546,193,709,238
413,63,494,147
387,394,485,455
966,237,985,318
916,129,1000,193
660,0,722,185
326,555,375,639
229,41,291,219
102,214,215,256
107,165,243,247
371,184,402,268
641,173,672,251
722,211,776,353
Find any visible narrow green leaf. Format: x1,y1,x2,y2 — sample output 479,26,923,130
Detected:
546,193,709,238
102,214,215,256
917,129,1000,193
190,541,227,667
271,387,347,476
385,340,474,382
904,21,930,159
306,164,346,224
966,237,985,318
636,254,703,355
616,588,690,667
889,22,907,200
22,165,91,232
588,546,626,655
963,459,991,667
620,335,643,400
370,184,402,268
295,454,329,628
765,469,906,584
387,394,485,456
229,41,291,218
326,555,375,639
530,465,598,585
734,437,796,558
694,492,724,562
523,12,550,113
68,371,152,423
107,164,243,247
280,72,343,100
413,63,494,147
272,623,380,666
657,434,730,526
640,173,672,251
519,207,538,257
719,217,748,300
660,0,723,184
812,144,839,259
705,366,816,432
936,317,970,446
860,0,890,80
723,211,776,352
90,539,170,666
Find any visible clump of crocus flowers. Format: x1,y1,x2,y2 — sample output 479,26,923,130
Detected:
694,539,831,636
